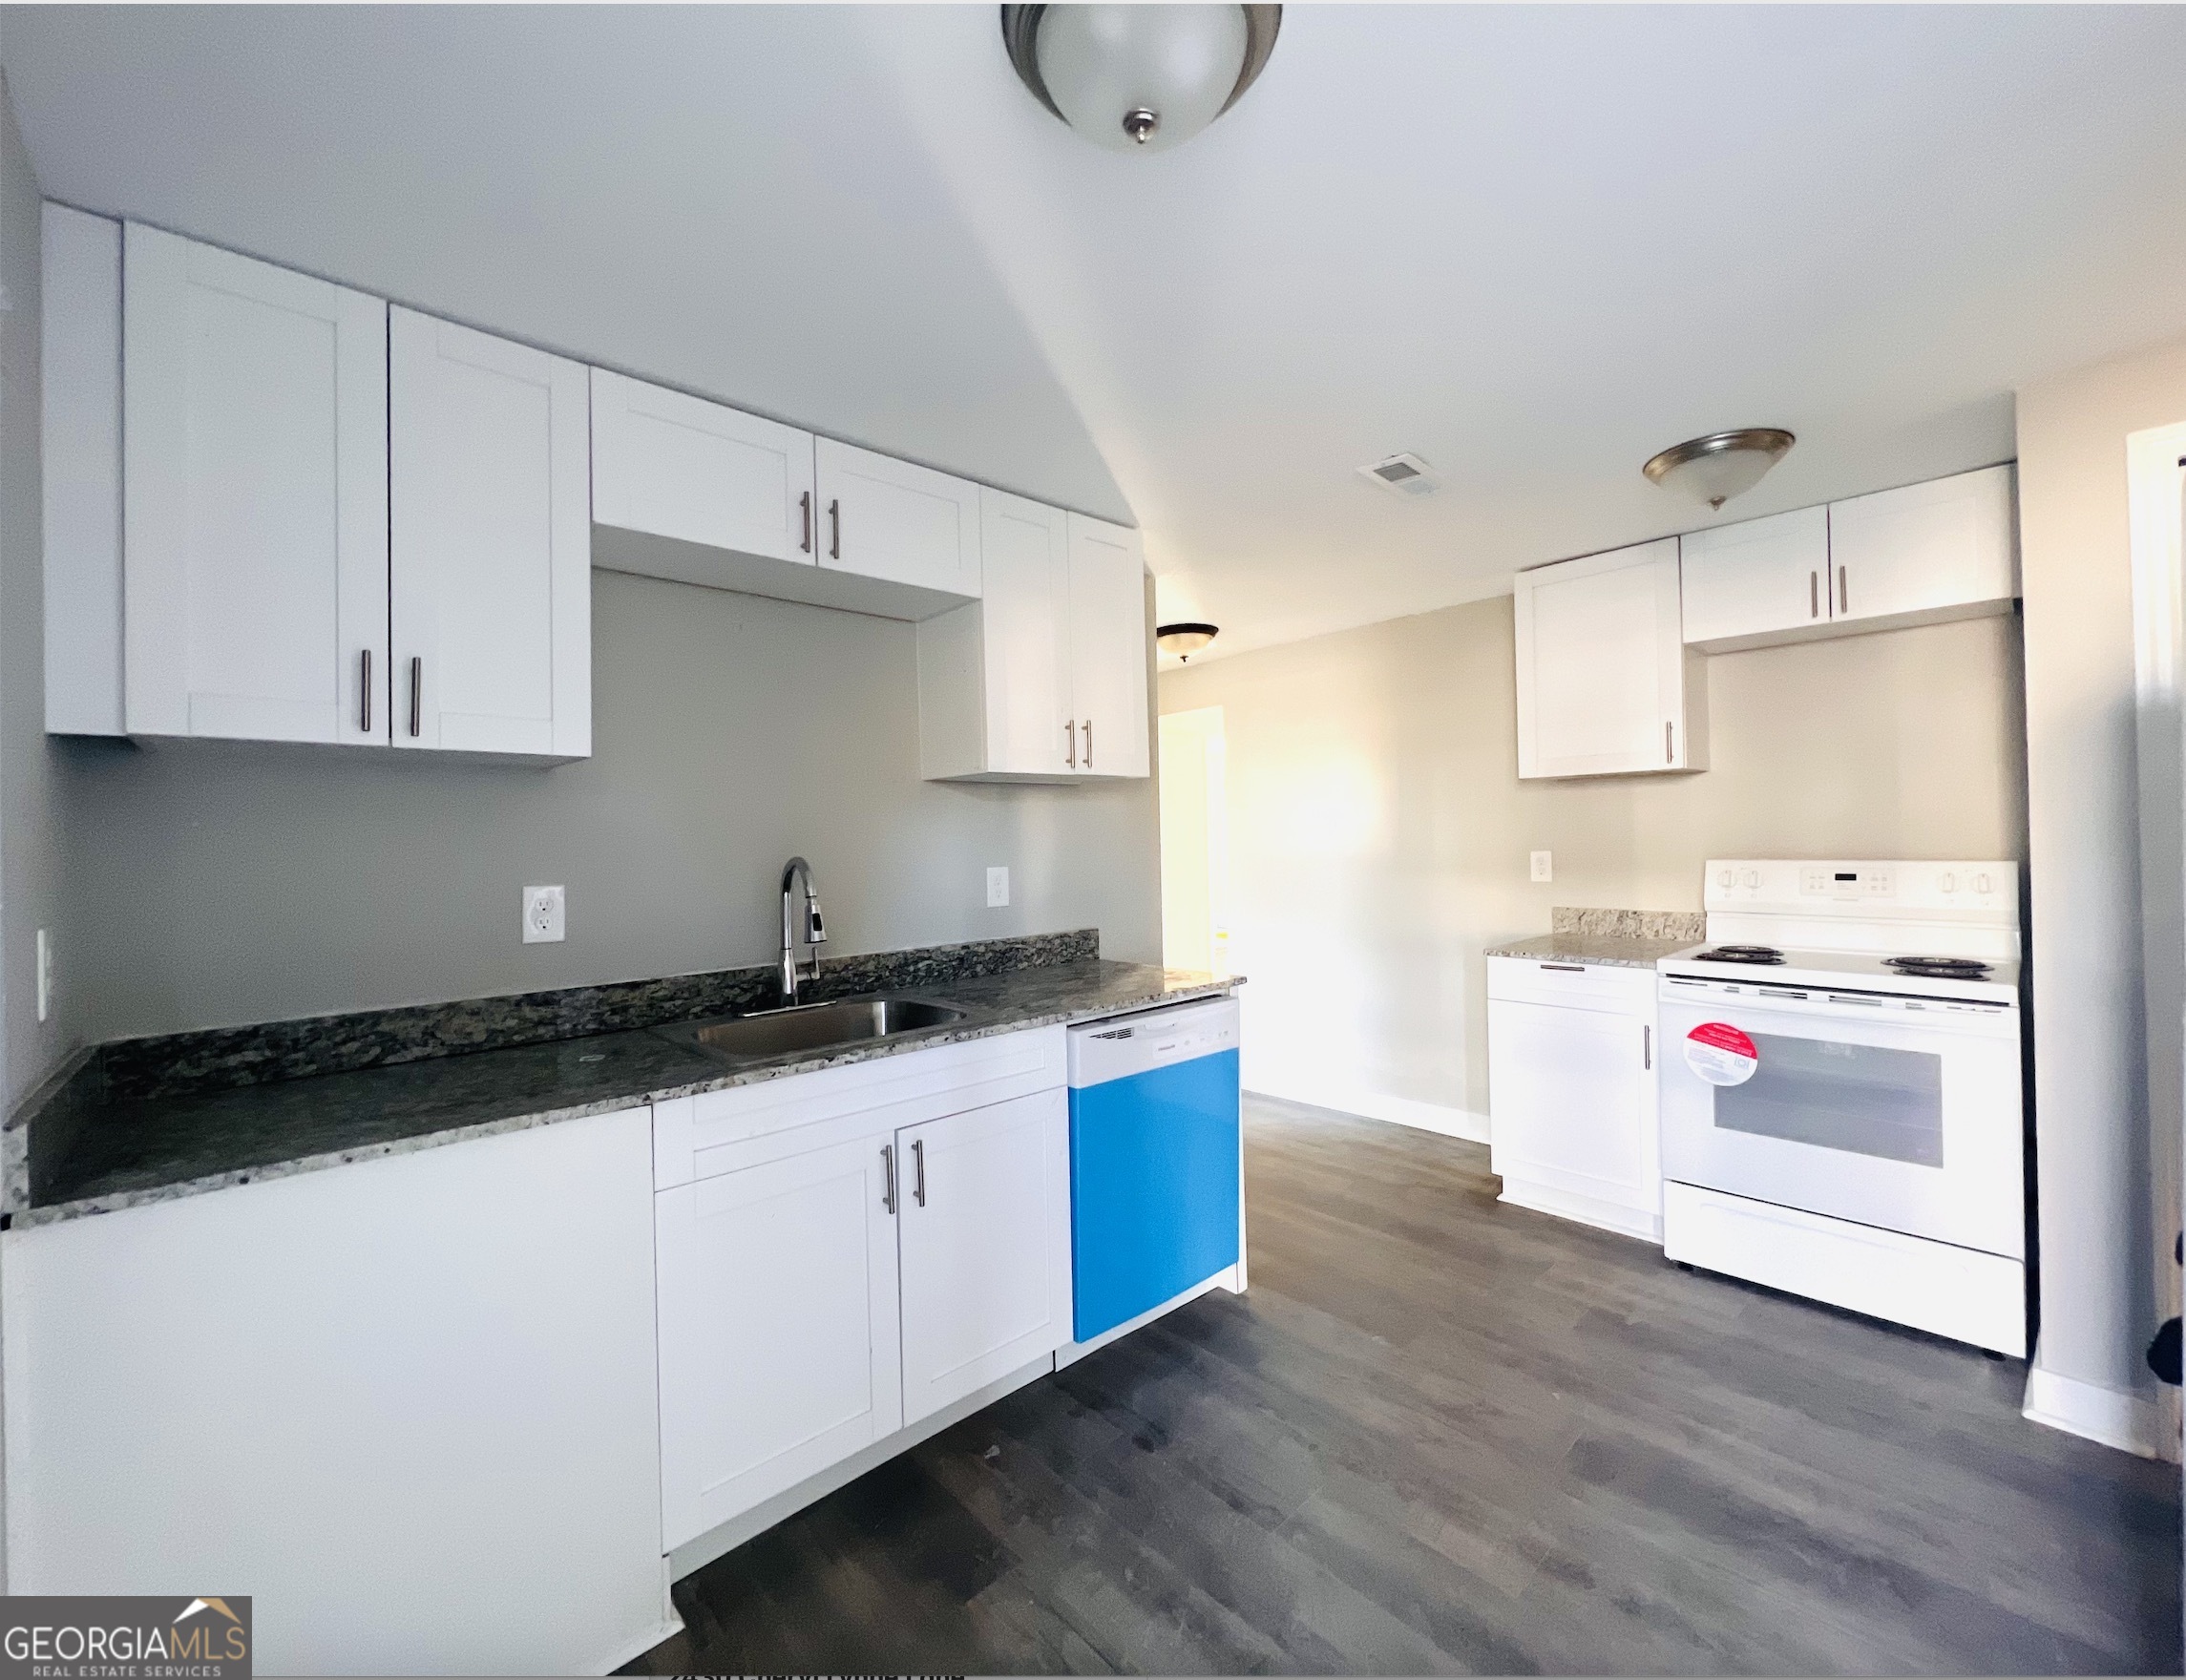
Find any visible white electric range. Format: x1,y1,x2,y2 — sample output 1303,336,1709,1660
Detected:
1655,859,2027,1355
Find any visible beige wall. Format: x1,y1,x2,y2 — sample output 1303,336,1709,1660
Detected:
1159,598,2025,1130
2017,330,2186,1435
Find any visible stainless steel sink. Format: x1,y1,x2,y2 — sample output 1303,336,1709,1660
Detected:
668,997,969,1062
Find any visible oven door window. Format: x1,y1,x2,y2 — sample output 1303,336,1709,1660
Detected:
1713,1033,1944,1166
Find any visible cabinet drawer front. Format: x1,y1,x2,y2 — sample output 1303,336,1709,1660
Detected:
1485,956,1657,1011
655,1024,1067,1188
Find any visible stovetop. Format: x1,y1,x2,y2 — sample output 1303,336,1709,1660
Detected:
1659,942,2022,1004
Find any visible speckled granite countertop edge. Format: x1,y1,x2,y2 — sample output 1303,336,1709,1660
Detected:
16,968,1243,1230
1482,934,1703,970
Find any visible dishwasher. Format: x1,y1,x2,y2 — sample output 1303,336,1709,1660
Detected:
1066,995,1243,1346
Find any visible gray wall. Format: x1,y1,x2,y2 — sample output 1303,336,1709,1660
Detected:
1161,598,2028,1130
2017,332,2186,1438
1,75,72,1106
60,569,1162,1040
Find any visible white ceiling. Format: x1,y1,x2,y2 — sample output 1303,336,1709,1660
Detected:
8,5,2186,664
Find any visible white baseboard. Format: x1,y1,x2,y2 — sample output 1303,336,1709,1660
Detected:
2024,1358,2176,1461
1501,1176,1661,1243
1246,1082,1488,1144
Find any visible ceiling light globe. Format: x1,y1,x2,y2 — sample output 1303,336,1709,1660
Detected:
1643,429,1796,511
1032,5,1251,153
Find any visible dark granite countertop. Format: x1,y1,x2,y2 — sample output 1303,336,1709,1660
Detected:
1482,933,1701,970
17,956,1239,1229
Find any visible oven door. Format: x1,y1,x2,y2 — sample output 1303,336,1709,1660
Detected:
1657,981,2024,1258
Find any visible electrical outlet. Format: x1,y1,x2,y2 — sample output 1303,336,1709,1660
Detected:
987,866,1010,908
1530,850,1553,884
522,885,565,944
35,928,52,1023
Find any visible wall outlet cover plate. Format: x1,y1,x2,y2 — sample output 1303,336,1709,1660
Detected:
986,866,1010,908
523,884,566,943
1530,850,1553,883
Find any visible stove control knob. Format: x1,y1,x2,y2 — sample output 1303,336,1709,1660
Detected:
1743,870,1761,889
1940,872,1957,893
1975,872,1992,894
1717,869,1733,889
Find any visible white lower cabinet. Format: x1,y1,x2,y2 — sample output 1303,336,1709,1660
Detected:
1,1108,668,1678
898,1088,1073,1426
655,1133,903,1550
652,1025,1073,1553
1486,956,1662,1240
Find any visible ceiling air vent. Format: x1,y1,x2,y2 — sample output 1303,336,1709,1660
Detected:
1357,452,1441,497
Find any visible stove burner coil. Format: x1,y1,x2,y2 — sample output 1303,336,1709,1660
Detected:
1883,956,1993,979
1694,945,1786,965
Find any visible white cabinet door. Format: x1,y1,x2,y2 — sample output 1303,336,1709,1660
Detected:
2,1108,666,1678
1513,537,1702,777
390,308,591,759
591,368,817,566
1827,463,2017,630
1678,505,1831,650
977,489,1073,774
897,1088,1072,1426
655,1133,904,1551
1067,513,1150,779
121,222,387,744
815,435,981,598
1487,995,1659,1240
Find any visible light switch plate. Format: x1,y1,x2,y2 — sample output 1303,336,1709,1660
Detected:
986,866,1010,908
1530,850,1553,883
523,885,566,943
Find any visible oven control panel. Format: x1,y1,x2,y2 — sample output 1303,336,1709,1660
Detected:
1704,860,2016,916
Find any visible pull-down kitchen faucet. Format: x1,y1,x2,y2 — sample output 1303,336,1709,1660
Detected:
779,856,827,1005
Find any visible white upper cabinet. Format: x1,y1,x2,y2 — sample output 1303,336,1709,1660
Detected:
895,1088,1073,1428
590,368,817,569
1678,505,1831,652
43,205,125,737
1677,465,2017,654
815,437,982,598
916,494,1150,782
1514,537,1704,779
1066,514,1151,779
121,222,388,744
976,490,1072,775
390,308,592,760
1826,464,2017,631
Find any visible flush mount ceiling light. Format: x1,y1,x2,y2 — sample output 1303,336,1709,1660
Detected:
1156,621,1220,662
1001,4,1282,153
1643,429,1796,511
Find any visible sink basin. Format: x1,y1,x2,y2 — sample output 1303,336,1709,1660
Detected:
671,998,969,1062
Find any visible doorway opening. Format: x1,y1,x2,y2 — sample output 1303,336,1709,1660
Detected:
1159,705,1230,976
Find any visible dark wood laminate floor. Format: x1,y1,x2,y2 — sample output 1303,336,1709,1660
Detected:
628,1097,2181,1675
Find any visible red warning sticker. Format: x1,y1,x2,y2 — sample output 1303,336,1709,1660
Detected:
1685,1021,1759,1086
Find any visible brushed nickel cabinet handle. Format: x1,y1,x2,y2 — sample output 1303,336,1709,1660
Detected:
829,498,841,561
881,1144,896,1214
1665,721,1673,764
360,648,373,733
800,491,812,555
912,1138,926,1207
1839,564,1848,615
1065,720,1077,769
1810,571,1818,619
1643,1024,1652,1070
409,657,422,739
1540,962,1587,972
1083,718,1094,769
